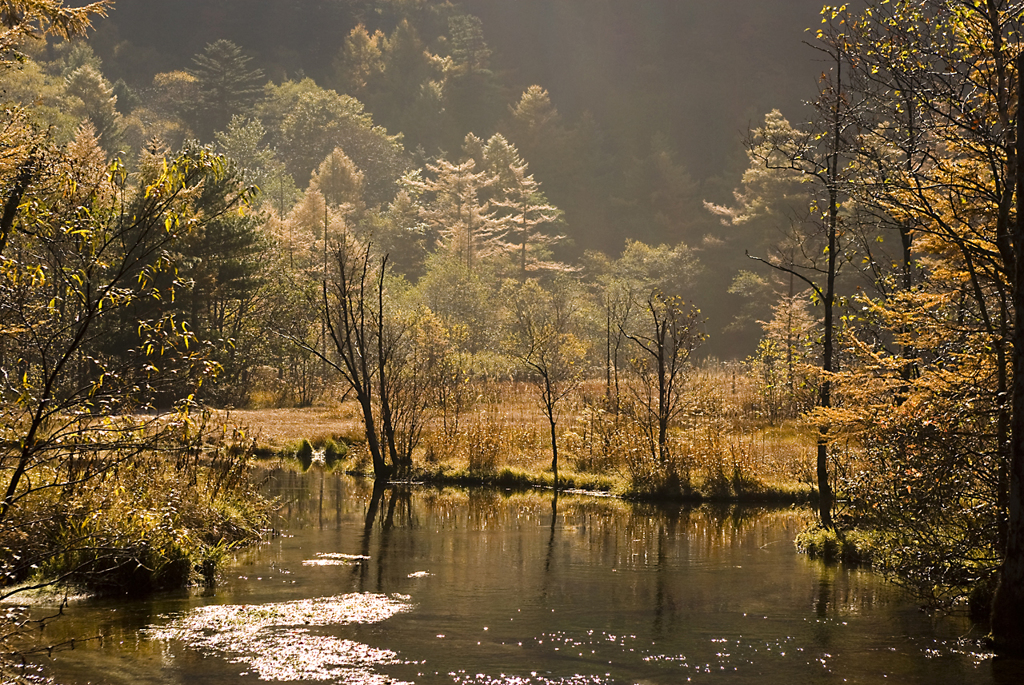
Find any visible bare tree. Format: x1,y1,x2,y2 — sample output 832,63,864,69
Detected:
320,237,391,479
621,291,704,487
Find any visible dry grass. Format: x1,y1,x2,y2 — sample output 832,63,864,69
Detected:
221,405,365,452
231,364,826,502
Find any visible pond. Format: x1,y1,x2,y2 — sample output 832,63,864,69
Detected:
22,469,1023,684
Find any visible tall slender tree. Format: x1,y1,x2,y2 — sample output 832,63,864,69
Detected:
741,25,859,528
188,39,265,139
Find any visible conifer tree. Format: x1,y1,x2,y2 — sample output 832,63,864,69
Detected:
483,134,564,276
410,157,507,272
311,147,365,211
443,14,503,138
333,24,385,98
188,39,265,140
62,63,122,151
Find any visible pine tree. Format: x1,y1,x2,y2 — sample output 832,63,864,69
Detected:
188,39,265,140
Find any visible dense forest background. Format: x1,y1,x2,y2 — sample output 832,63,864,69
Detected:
71,0,824,355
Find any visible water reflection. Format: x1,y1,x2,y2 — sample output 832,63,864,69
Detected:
20,468,1021,685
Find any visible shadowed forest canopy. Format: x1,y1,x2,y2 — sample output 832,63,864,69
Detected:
86,0,821,183
82,3,818,217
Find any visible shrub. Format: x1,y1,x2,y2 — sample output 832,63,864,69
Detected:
3,450,270,598
465,417,504,475
295,439,314,470
795,525,875,564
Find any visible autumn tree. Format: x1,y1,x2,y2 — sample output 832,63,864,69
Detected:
333,24,385,99
0,0,110,65
409,156,507,272
480,133,564,277
62,63,121,151
502,277,590,488
621,291,705,495
806,0,1024,650
214,115,295,208
312,146,365,212
0,128,250,583
379,303,457,468
413,249,501,356
586,240,703,409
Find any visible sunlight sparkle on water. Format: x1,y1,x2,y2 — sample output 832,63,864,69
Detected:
146,593,413,682
302,552,372,566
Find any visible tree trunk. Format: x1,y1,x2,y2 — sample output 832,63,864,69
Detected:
816,48,842,531
990,50,1024,656
358,392,388,479
545,378,559,490
818,184,836,529
657,318,669,465
548,409,559,490
376,257,401,475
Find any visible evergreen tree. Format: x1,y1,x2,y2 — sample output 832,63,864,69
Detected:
370,19,447,152
442,14,504,139
62,64,122,152
188,39,265,140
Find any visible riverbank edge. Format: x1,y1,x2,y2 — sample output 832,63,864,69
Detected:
267,453,819,506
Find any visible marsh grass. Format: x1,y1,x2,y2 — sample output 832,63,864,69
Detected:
240,362,826,502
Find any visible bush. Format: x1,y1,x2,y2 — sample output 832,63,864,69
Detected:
465,420,502,475
3,450,270,598
321,438,347,467
295,439,314,470
795,524,875,564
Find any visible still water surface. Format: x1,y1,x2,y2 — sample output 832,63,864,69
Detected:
28,469,1022,684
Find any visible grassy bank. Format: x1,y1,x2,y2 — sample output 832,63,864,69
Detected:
795,525,877,564
1,424,272,601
